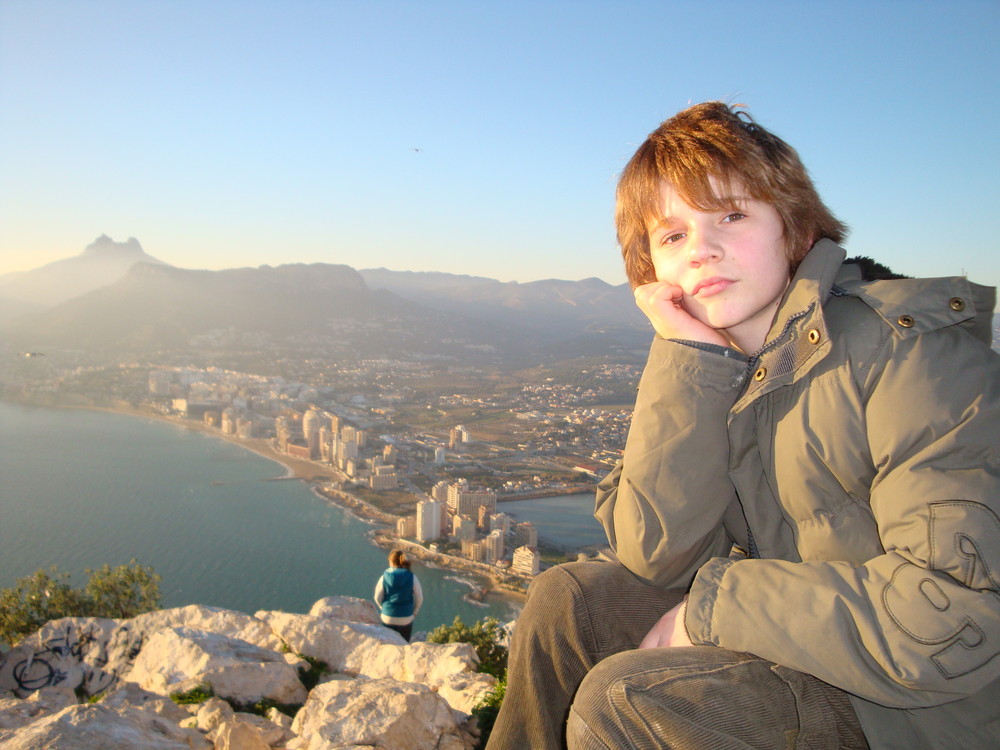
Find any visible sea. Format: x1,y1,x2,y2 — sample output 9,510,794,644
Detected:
0,402,607,632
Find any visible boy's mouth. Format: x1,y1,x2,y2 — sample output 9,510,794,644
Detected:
691,277,734,297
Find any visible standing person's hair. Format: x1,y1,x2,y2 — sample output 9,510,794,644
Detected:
615,101,848,287
389,549,410,569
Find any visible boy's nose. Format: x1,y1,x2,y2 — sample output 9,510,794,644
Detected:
686,232,723,265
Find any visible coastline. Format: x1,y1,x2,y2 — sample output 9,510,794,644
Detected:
31,401,527,611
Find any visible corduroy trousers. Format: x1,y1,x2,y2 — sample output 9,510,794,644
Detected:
486,560,868,750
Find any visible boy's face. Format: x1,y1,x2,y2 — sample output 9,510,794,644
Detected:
646,179,792,353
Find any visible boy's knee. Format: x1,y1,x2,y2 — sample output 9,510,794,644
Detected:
567,650,649,749
519,564,584,625
568,648,853,750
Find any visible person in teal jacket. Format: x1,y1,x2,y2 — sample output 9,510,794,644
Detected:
374,549,423,642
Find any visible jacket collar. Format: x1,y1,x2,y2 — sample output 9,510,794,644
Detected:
768,239,846,343
732,240,845,413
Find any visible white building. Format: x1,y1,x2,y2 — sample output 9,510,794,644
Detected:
302,409,321,459
369,465,398,490
514,521,538,549
484,528,505,564
489,512,510,535
512,546,540,576
448,480,496,518
453,515,477,543
397,515,416,538
416,500,443,542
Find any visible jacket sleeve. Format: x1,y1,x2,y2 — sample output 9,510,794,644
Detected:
373,576,385,606
594,337,744,589
686,323,1000,707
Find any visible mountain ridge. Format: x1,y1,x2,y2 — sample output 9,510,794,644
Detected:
0,236,169,321
1,239,652,363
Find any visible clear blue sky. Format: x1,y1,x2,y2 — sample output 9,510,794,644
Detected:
2,0,998,289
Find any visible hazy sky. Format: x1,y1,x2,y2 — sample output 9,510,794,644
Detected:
2,0,998,289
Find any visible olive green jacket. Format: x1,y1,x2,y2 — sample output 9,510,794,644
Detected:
595,240,1000,747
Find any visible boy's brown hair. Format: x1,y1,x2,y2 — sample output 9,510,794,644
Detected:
616,102,847,287
389,549,411,569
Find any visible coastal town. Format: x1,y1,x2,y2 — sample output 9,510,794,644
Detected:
5,355,641,596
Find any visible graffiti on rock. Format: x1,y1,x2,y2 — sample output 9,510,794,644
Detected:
9,622,138,696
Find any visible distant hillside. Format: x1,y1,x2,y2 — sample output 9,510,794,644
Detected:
2,262,411,352
0,240,653,364
359,268,648,336
0,235,168,321
3,260,630,365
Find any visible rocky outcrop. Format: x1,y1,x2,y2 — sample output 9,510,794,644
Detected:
0,596,494,749
292,678,470,750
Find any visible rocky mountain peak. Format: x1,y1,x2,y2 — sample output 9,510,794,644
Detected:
82,235,147,257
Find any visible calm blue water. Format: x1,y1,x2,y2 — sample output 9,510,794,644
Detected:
0,402,522,631
501,494,608,551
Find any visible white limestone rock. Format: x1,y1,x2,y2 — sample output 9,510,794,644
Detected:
0,617,123,697
128,605,283,652
128,627,307,706
255,612,404,674
0,702,211,749
291,677,473,750
398,641,481,685
267,705,293,727
213,719,272,750
195,696,235,732
435,671,498,716
306,596,382,625
358,640,490,714
0,606,281,701
98,681,191,723
257,610,489,714
0,685,78,730
282,651,309,671
229,712,292,746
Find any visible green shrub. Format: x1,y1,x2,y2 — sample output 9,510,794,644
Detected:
82,560,161,620
170,684,214,705
0,560,161,649
427,616,508,679
471,676,506,748
296,653,331,691
0,568,86,649
230,697,303,718
427,615,510,749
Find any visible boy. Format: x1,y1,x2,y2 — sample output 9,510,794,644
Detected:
487,103,1000,749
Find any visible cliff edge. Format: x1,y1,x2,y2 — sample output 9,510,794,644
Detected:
0,596,495,749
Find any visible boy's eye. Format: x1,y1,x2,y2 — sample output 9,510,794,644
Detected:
660,232,685,246
722,212,746,223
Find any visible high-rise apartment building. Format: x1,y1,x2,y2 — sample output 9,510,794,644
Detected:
416,500,443,542
453,515,477,543
489,512,510,535
512,546,540,576
447,480,496,519
514,521,538,549
370,465,398,490
302,409,321,459
484,528,505,564
449,425,470,448
397,515,416,539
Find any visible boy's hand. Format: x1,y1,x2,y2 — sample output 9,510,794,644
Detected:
634,281,729,348
639,597,694,649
